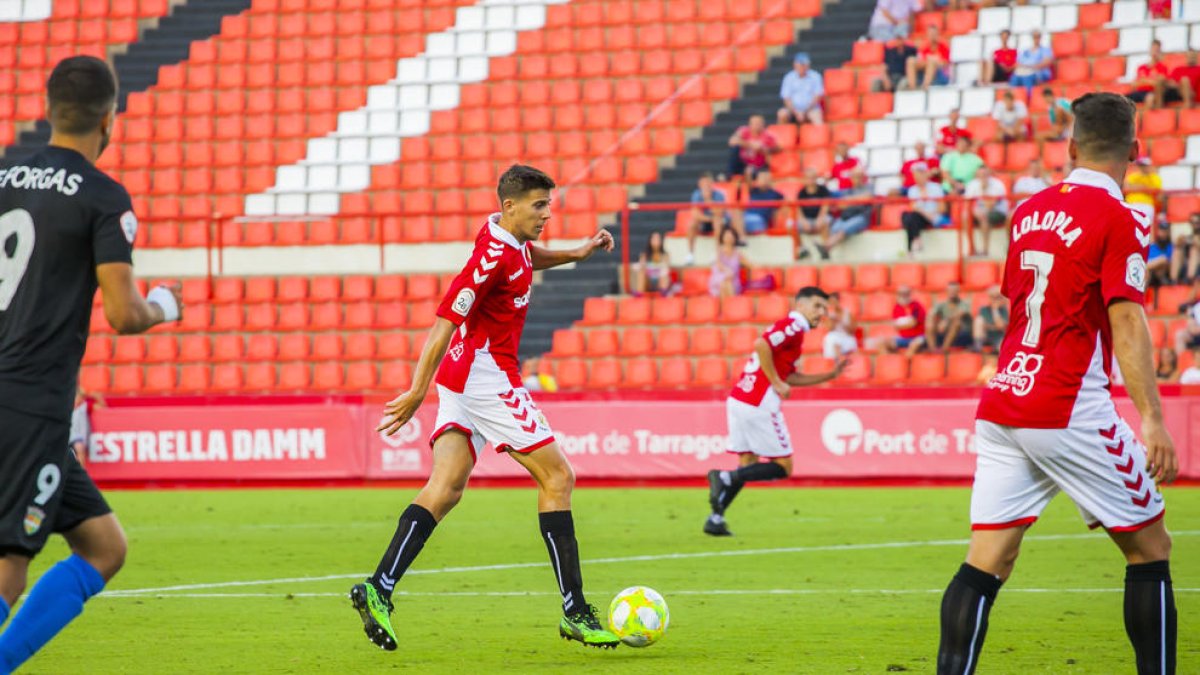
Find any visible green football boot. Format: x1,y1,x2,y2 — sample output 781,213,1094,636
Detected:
349,582,398,651
559,603,620,649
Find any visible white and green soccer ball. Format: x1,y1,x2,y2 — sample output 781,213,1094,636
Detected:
607,586,669,648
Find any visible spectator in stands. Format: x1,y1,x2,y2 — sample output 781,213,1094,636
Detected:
1148,222,1175,286
964,165,1008,257
979,30,1017,86
1156,347,1179,383
926,282,974,352
1123,158,1162,219
734,170,785,235
1012,161,1049,207
905,25,950,91
1128,40,1178,110
1148,0,1173,20
1180,350,1200,385
1037,88,1075,143
795,167,833,259
1171,212,1200,283
1175,280,1200,355
1168,49,1200,109
829,142,861,195
633,231,673,296
777,53,825,126
522,358,558,393
820,167,873,259
939,135,984,194
868,0,923,42
709,227,746,297
884,285,926,355
902,162,949,255
685,172,733,265
936,109,972,155
875,37,918,92
991,89,1029,143
973,285,1008,353
727,114,780,180
1009,30,1053,93
823,292,859,359
899,139,939,193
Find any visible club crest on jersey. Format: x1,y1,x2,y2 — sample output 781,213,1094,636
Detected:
23,506,45,535
987,351,1044,397
119,210,138,244
513,289,530,308
448,341,465,361
451,288,476,317
1125,253,1147,292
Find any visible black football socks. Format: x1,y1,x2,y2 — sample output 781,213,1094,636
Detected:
1124,560,1176,675
714,461,788,514
540,510,587,614
937,563,1002,675
369,503,438,599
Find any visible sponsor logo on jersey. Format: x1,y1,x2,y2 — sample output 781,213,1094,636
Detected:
1011,210,1081,248
452,288,475,316
736,373,757,393
23,506,45,535
0,166,83,196
448,340,465,361
120,210,138,244
987,351,1044,396
1125,253,1147,292
513,289,530,308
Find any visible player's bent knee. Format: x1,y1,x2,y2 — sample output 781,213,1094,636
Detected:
773,457,794,475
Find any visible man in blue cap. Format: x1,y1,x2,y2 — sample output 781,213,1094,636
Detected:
777,53,824,126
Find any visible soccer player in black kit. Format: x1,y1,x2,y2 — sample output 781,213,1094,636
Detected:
0,56,182,672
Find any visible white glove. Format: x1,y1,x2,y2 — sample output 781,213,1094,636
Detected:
146,285,180,322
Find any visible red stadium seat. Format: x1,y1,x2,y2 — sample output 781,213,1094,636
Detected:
620,328,655,357
910,354,947,385
625,358,657,388
685,296,719,323
580,297,617,325
947,352,984,384
818,265,853,293
555,359,587,390
617,297,651,324
854,264,889,292
585,329,619,357
872,354,909,385
925,263,960,290
587,360,622,389
551,329,585,357
691,327,724,355
692,357,730,388
963,260,1000,290
657,327,689,355
659,358,692,388
141,365,175,394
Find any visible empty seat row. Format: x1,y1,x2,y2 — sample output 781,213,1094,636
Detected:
78,361,412,395
83,331,422,365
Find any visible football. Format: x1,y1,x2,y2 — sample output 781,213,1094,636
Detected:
607,586,669,648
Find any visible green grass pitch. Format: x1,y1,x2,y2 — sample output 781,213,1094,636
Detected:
21,485,1199,673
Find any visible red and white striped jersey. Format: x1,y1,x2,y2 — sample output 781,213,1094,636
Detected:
977,168,1152,429
728,312,810,409
435,215,533,394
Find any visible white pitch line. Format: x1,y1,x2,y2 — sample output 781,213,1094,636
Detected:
103,530,1200,598
96,588,1200,600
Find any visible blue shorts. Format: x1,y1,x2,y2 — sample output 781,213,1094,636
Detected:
744,212,769,234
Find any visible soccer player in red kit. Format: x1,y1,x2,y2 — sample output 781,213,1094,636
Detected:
352,165,620,651
704,287,847,536
937,93,1179,675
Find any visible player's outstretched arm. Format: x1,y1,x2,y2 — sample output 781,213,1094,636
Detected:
786,356,850,387
529,229,614,270
1109,299,1178,484
377,316,456,436
96,262,181,334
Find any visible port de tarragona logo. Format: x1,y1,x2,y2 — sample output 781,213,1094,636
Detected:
821,409,864,456
987,351,1044,397
380,416,422,448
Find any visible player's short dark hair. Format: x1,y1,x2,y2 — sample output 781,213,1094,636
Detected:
497,164,555,202
1071,93,1136,163
46,56,117,135
795,286,829,301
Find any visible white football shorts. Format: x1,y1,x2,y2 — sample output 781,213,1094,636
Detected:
971,417,1165,532
431,384,555,462
726,397,793,458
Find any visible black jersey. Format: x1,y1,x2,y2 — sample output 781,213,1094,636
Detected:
0,146,135,421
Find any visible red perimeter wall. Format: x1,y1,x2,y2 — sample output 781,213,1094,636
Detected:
84,387,1199,485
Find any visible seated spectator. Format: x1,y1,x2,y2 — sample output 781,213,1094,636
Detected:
632,231,673,296
795,167,832,258
1148,222,1174,286
733,170,785,235
902,163,949,254
709,227,746,297
973,285,1008,353
867,0,923,42
777,53,824,126
964,166,1008,257
1156,347,1178,383
899,139,939,193
927,282,974,352
1171,212,1200,283
1009,30,1053,93
1148,0,1172,19
939,135,984,194
1128,41,1178,110
1037,88,1074,143
829,142,861,195
1012,161,1050,207
1124,158,1162,219
906,25,950,91
686,172,731,266
1174,281,1200,355
819,168,873,259
1168,49,1200,109
875,37,917,92
727,114,779,180
1181,350,1200,385
522,358,558,393
883,285,926,355
979,30,1017,86
936,109,973,155
991,89,1029,143
823,292,859,359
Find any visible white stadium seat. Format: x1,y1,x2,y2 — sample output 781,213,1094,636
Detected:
1010,6,1043,34
864,120,898,147
867,148,903,177
1181,0,1200,20
899,119,934,144
1155,24,1189,53
958,87,995,117
429,83,459,110
1193,25,1200,51
337,137,369,163
950,35,983,64
243,195,275,217
953,62,980,88
976,7,1010,34
1185,137,1200,165
873,175,902,196
308,194,340,217
1160,166,1194,191
454,5,486,30
1043,5,1079,34
927,88,960,117
1109,0,1146,26
307,165,337,192
306,139,338,164
275,194,307,216
368,138,401,164
1116,27,1153,55
892,90,927,118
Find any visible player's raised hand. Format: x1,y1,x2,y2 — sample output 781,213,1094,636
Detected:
580,229,615,258
832,355,851,374
377,389,424,436
1141,417,1178,485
